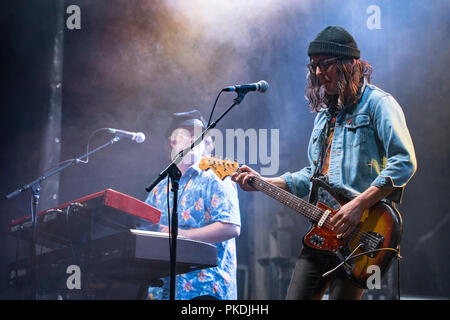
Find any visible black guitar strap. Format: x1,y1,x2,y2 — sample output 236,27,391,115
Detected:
311,77,367,183
311,109,337,184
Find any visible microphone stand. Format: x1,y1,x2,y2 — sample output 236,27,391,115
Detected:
5,135,122,299
146,91,247,300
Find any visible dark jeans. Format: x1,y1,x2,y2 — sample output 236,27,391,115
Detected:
286,245,364,300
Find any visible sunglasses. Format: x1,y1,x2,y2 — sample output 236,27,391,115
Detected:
307,56,341,74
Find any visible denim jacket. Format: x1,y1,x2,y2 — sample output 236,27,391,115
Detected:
281,81,417,203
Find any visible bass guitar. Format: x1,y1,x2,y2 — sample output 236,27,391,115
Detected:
199,157,402,288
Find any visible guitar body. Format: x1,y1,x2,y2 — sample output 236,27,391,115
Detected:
304,178,403,288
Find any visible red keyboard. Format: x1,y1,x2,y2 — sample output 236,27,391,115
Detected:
9,189,161,243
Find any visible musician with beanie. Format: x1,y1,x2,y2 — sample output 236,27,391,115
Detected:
232,26,417,299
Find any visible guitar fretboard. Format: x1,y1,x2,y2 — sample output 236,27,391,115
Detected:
246,175,324,222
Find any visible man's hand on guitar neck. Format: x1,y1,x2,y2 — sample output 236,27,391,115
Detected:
231,165,289,192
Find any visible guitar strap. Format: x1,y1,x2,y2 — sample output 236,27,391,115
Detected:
311,78,367,184
311,109,337,183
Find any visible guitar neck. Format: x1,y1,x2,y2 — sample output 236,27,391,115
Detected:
248,176,322,222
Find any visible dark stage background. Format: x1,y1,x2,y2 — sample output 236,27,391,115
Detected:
1,0,449,299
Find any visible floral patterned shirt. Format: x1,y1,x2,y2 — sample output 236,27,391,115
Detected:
144,161,241,300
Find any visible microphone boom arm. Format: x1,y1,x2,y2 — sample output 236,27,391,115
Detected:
6,135,122,200
5,133,123,299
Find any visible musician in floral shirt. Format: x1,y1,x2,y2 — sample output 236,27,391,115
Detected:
145,110,241,300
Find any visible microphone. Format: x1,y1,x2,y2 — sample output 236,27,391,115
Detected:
223,80,269,94
108,128,146,143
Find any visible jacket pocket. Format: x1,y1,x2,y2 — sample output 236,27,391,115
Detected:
344,114,370,147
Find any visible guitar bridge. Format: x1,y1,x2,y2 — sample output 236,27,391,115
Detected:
360,232,384,257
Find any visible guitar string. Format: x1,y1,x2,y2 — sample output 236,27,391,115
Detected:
250,176,381,244
250,176,382,244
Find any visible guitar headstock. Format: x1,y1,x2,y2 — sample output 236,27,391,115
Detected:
198,157,239,180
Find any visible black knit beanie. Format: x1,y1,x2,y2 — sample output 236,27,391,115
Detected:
308,26,360,59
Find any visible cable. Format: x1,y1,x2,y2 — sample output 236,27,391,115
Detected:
322,243,363,278
39,128,110,174
166,175,173,299
65,204,79,263
322,246,402,298
29,194,38,299
207,90,224,127
397,246,401,300
14,235,20,299
76,127,110,164
166,176,172,254
339,247,401,263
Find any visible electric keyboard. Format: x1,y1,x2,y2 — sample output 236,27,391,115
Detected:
7,189,218,299
8,189,161,248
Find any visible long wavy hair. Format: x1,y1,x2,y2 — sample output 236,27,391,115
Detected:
305,58,373,112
